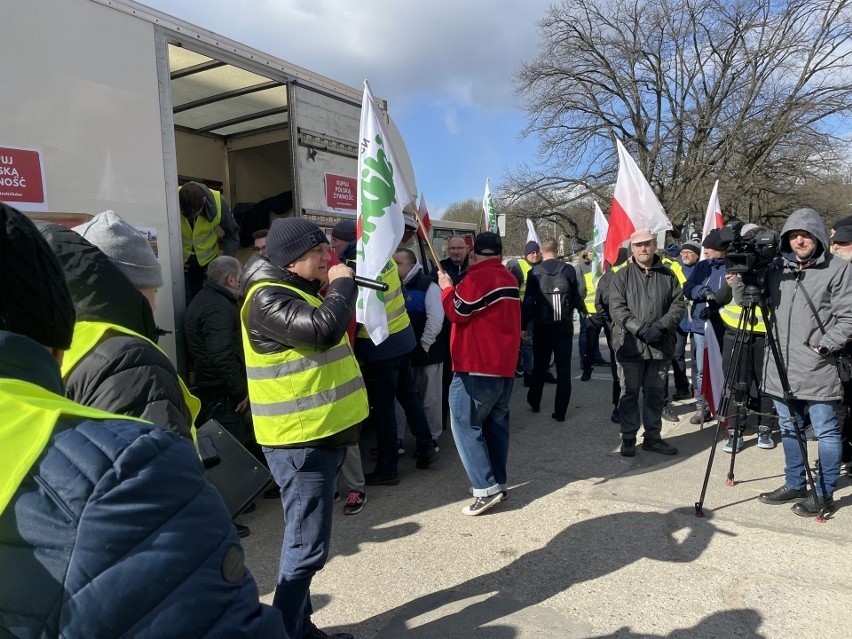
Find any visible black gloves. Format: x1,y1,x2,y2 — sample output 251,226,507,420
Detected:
638,322,666,344
703,290,719,308
699,306,717,320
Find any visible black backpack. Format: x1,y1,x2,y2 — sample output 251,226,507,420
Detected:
535,263,572,323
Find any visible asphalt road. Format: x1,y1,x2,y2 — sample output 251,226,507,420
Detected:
239,338,852,639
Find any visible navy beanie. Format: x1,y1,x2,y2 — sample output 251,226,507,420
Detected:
524,240,540,255
266,217,329,268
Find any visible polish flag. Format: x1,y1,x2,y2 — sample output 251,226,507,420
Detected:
604,139,671,267
417,193,432,239
701,320,725,416
701,180,724,260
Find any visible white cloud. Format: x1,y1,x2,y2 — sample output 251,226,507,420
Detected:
145,0,552,113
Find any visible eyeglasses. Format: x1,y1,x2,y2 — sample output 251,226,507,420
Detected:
252,247,266,254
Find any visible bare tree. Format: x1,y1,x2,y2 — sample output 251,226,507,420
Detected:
511,0,852,228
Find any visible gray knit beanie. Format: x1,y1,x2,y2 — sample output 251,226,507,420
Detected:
73,211,163,288
266,217,329,269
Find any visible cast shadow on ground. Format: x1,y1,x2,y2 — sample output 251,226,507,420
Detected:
331,507,742,638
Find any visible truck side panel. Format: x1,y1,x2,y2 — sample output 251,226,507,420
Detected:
2,0,179,357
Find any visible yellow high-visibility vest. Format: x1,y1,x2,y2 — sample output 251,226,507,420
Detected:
720,302,766,334
518,259,534,299
241,282,368,446
0,378,146,514
661,256,686,286
583,271,597,313
60,320,200,443
356,259,411,339
180,187,222,266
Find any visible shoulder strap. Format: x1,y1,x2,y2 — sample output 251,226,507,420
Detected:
797,274,827,335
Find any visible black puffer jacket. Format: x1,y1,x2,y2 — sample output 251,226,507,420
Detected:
185,280,246,399
609,255,686,360
37,223,193,439
240,256,360,447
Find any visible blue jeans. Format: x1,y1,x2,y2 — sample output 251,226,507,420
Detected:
265,446,345,639
520,321,534,374
773,399,841,498
450,374,513,497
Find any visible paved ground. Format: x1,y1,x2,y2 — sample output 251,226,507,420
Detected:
239,341,852,638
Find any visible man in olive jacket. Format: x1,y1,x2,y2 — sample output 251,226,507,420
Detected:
610,228,686,457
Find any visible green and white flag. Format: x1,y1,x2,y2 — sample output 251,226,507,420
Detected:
591,202,609,285
356,80,412,344
482,178,498,234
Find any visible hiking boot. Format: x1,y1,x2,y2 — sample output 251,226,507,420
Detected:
528,400,540,413
791,492,835,518
580,370,592,381
462,492,505,516
552,412,565,423
620,438,636,457
343,490,365,515
723,433,744,453
642,439,678,455
662,406,678,423
301,621,354,639
673,388,693,401
610,408,621,424
757,430,776,450
758,485,807,504
364,472,399,486
234,522,251,538
689,409,711,425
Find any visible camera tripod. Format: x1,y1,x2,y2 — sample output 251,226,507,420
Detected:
694,282,830,522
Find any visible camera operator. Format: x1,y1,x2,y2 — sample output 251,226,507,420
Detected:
718,226,777,454
829,217,852,474
683,229,730,427
754,208,852,517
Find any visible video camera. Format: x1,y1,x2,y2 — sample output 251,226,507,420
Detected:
723,223,779,277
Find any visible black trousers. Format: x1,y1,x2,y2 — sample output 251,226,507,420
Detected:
527,322,573,419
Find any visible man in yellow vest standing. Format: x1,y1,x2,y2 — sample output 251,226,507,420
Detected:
39,212,198,442
0,204,283,637
240,216,366,639
179,181,240,303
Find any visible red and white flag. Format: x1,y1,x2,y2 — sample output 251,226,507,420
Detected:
417,193,432,239
605,139,671,267
701,180,724,260
701,320,725,416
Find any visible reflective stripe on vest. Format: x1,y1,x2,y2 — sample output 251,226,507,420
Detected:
662,257,686,286
180,187,222,266
518,259,533,299
0,378,146,514
60,321,200,443
720,302,766,333
583,271,596,313
241,282,368,446
356,259,411,339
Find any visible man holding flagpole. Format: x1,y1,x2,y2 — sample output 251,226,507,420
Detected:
355,81,437,486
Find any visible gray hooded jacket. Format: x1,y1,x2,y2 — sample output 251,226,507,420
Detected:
762,208,852,401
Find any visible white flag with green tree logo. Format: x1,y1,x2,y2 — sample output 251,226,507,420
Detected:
356,80,412,344
592,202,609,285
482,178,498,234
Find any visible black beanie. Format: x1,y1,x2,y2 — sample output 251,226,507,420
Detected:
0,203,75,349
331,219,356,242
266,217,329,268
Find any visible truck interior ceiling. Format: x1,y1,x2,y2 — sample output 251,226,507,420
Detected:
168,43,293,262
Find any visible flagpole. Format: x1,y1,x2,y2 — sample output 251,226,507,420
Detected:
410,204,444,274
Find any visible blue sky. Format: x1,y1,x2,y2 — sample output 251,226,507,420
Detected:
142,0,552,216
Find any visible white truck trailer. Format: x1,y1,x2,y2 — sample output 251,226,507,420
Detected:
1,0,418,370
